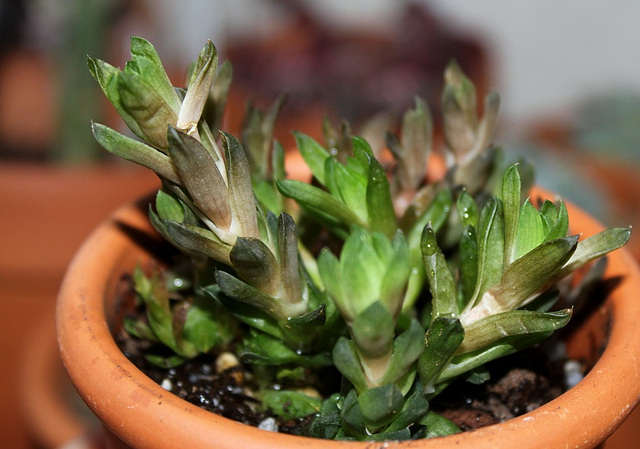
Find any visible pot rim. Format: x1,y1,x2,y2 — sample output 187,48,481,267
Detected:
56,188,640,449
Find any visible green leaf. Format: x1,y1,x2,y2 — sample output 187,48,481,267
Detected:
422,225,458,319
379,232,411,316
203,285,285,340
421,411,460,438
129,36,181,112
165,221,231,265
221,132,260,239
351,302,394,362
366,152,397,237
456,190,478,228
117,70,178,149
340,389,366,438
88,57,146,140
502,164,522,266
544,201,569,242
240,330,331,366
438,333,548,383
214,270,283,320
458,225,478,309
418,317,464,394
261,390,323,421
458,309,571,354
91,123,178,183
357,384,404,431
469,196,504,307
277,212,303,303
515,199,545,259
332,337,369,393
385,382,429,433
276,179,365,228
155,190,185,223
182,295,235,353
167,126,231,231
295,132,331,185
382,319,426,386
324,156,368,222
488,236,578,312
230,237,279,294
556,227,632,279
178,40,217,132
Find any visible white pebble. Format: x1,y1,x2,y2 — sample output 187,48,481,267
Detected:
258,417,279,432
161,378,172,391
564,360,584,388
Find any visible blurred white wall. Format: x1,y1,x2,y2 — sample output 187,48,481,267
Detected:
147,0,640,122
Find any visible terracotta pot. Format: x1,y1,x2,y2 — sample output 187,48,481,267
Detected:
56,188,640,449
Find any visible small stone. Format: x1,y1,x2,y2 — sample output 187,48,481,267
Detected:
258,417,279,432
216,352,240,373
564,360,584,388
161,378,172,391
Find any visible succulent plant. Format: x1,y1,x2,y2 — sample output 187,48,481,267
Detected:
89,37,631,441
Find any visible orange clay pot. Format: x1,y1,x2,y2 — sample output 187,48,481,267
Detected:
57,187,640,449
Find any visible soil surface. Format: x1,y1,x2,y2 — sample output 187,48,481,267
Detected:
114,273,583,437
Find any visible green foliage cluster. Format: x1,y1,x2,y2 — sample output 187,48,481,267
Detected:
89,38,630,441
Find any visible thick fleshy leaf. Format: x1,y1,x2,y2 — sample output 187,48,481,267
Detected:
422,225,458,319
556,227,631,280
177,41,217,134
182,295,236,352
340,389,367,438
117,70,177,149
203,285,285,340
332,337,369,393
324,156,368,221
468,196,504,307
458,225,478,309
128,36,181,112
487,236,578,312
317,249,346,317
155,190,185,223
379,232,411,317
385,383,430,433
456,190,478,228
214,270,285,320
544,201,569,242
87,57,146,140
515,199,545,259
277,212,302,303
230,237,279,294
502,164,521,266
91,123,179,183
381,319,426,386
366,152,397,237
276,179,365,229
438,333,551,383
261,390,322,421
295,132,330,185
221,132,260,238
351,301,394,362
421,411,460,438
357,384,404,431
240,330,331,366
458,309,571,354
165,221,231,264
167,126,232,231
418,317,464,394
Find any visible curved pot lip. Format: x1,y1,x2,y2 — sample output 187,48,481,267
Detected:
56,188,640,449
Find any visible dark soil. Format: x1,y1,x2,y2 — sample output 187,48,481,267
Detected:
113,273,585,436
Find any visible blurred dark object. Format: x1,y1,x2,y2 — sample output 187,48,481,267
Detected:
0,0,27,54
225,0,491,145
